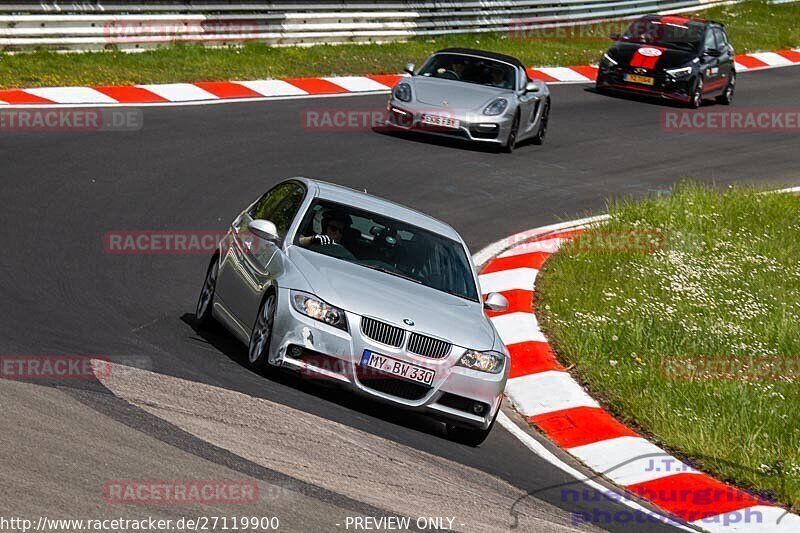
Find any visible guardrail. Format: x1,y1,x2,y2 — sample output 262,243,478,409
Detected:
0,1,788,51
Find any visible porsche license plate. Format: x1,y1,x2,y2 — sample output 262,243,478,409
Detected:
361,350,435,387
624,73,655,86
421,114,460,129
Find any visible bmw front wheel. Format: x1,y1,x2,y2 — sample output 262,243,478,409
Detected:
196,255,219,327
248,292,276,370
446,410,498,447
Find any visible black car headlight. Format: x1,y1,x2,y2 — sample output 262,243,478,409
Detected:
600,52,618,68
665,65,693,78
457,350,505,374
483,98,508,116
290,290,348,331
393,82,412,102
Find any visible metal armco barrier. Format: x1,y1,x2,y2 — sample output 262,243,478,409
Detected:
0,1,790,51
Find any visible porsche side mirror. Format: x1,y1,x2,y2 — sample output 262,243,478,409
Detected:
483,292,509,312
404,62,415,75
248,219,279,242
525,81,540,93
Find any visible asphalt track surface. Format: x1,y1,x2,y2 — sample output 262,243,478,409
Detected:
1,64,798,532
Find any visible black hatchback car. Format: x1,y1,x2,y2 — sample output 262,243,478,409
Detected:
596,15,735,108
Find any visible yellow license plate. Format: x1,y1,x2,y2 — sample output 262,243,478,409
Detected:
624,74,655,86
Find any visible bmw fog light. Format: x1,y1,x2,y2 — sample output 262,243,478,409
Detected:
457,350,505,373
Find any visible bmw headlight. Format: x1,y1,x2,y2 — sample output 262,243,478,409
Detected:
665,65,693,78
290,290,348,331
393,82,412,102
601,52,618,67
457,350,505,374
483,98,508,116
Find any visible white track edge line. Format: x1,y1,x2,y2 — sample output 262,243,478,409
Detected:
496,412,697,532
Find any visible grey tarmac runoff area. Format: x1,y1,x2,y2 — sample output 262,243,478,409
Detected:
0,64,798,532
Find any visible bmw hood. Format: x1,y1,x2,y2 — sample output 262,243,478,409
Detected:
608,42,697,70
287,246,496,350
410,76,510,111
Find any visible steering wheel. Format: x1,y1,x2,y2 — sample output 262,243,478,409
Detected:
438,69,460,81
312,242,356,261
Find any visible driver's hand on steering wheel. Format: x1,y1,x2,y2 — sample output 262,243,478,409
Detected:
314,234,335,246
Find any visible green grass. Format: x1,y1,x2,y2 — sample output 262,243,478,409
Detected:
537,182,800,510
1,1,798,89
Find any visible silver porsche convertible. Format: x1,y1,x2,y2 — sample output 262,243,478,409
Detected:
385,48,551,152
196,178,510,445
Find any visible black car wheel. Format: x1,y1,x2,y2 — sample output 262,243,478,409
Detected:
716,71,735,105
532,98,550,146
248,292,276,370
503,111,520,153
446,409,498,447
689,76,704,109
196,254,219,327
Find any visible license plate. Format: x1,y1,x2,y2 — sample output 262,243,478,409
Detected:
624,73,654,86
421,114,460,129
361,350,435,387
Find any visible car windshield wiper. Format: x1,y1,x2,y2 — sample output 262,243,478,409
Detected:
363,264,423,284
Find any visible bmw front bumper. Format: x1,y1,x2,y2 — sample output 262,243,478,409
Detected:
268,288,507,430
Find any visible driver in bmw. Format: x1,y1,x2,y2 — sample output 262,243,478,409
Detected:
299,210,350,248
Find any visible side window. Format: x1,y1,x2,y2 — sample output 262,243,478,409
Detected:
248,182,306,238
714,28,728,49
704,28,718,51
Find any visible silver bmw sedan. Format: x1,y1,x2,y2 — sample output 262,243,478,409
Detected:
196,177,510,445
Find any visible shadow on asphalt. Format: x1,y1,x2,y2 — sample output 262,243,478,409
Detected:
179,312,453,443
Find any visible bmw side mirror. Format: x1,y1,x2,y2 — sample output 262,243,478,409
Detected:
248,219,279,242
483,292,509,312
404,62,415,76
525,81,540,93
705,48,722,57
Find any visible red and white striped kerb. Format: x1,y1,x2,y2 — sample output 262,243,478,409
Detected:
0,50,797,106
480,226,800,532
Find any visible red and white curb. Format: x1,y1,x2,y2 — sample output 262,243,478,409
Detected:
0,49,798,107
476,219,800,532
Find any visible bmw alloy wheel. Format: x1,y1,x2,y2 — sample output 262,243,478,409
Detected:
248,293,276,367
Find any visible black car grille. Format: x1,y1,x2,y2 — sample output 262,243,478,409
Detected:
407,333,452,359
361,317,405,347
358,369,430,400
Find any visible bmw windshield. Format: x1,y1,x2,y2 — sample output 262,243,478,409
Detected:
621,18,705,51
294,199,479,302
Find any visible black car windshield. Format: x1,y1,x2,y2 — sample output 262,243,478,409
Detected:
417,53,516,90
622,18,705,50
295,199,479,302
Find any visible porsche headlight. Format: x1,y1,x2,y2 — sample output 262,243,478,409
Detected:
393,82,412,102
665,65,693,78
457,350,505,374
290,290,348,331
483,98,508,116
601,52,618,67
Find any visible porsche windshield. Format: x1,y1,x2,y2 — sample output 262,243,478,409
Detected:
622,19,705,50
295,199,479,302
418,53,516,90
